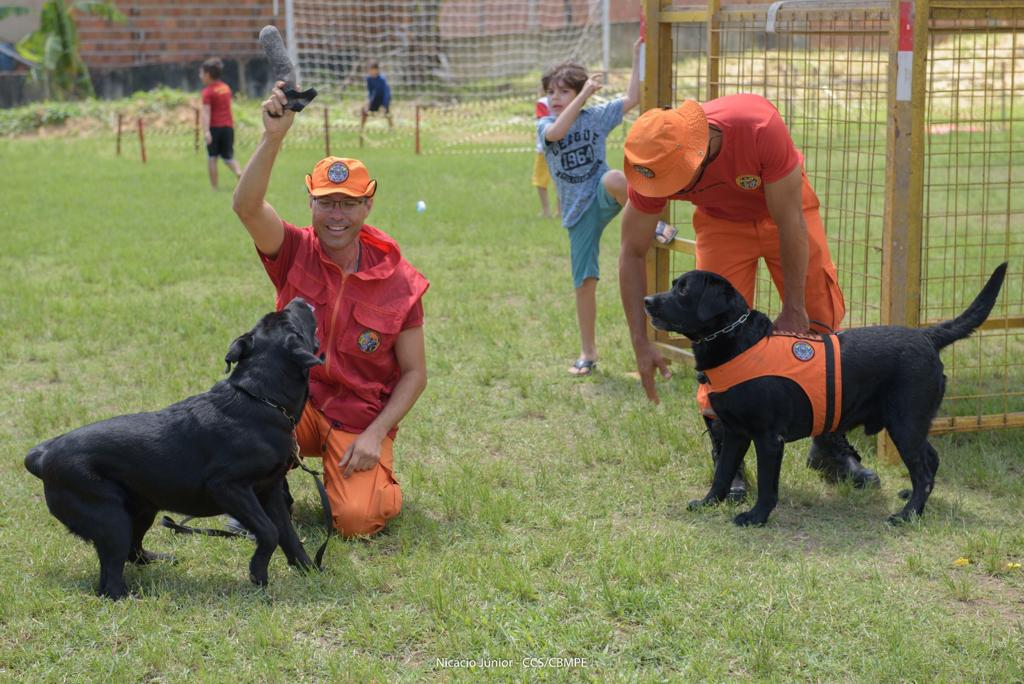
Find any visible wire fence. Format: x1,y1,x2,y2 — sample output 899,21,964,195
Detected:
646,0,1024,436
106,68,637,160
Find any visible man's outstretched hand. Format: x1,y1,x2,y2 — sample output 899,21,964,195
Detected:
635,340,672,404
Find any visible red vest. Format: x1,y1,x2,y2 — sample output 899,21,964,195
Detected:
702,333,842,436
261,223,429,437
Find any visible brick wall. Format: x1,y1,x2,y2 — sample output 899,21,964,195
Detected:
73,0,654,68
76,0,280,68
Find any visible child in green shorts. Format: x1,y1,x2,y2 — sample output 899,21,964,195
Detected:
537,38,641,376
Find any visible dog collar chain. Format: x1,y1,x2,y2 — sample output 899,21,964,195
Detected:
234,384,298,427
698,311,750,344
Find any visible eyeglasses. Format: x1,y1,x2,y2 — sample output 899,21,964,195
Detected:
313,197,367,210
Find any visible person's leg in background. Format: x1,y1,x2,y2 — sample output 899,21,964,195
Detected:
602,168,628,206
566,182,622,376
533,152,553,218
692,210,765,501
295,407,403,538
207,156,219,190
758,204,881,488
221,127,241,181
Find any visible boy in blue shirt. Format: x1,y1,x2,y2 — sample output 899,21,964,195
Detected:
538,39,641,376
360,61,393,133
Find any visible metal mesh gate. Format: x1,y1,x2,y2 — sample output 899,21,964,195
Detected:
643,0,1024,443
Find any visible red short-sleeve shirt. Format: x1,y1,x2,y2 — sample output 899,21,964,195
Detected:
202,81,234,128
628,94,803,221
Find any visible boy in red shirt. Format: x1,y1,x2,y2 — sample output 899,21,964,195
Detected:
619,94,879,497
233,80,429,538
200,58,242,189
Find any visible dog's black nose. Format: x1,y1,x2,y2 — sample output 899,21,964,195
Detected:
644,296,656,310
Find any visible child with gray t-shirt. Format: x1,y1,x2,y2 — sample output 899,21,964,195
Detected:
537,38,642,377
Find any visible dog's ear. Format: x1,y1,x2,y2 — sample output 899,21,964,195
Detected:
224,332,254,373
286,334,325,369
696,277,732,322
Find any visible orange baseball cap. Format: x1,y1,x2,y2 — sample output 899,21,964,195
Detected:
623,101,709,197
304,157,377,198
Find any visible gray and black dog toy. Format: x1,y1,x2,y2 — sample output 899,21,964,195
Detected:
259,25,317,115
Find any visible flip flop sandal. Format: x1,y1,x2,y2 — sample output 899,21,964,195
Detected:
569,358,597,377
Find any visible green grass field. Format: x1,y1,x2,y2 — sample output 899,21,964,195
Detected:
1,129,1023,682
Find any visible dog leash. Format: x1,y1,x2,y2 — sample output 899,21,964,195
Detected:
160,444,335,570
161,387,336,568
290,443,334,569
160,515,252,538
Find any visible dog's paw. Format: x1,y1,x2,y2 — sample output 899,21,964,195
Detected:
886,509,921,526
130,549,177,565
98,584,131,600
291,558,320,574
725,487,747,504
688,496,721,511
249,571,269,586
733,510,768,527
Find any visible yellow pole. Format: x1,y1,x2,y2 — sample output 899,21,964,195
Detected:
879,0,929,462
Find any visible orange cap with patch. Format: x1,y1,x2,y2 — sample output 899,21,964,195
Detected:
304,157,377,198
623,101,709,198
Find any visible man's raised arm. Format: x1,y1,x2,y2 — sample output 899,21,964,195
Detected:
232,81,294,258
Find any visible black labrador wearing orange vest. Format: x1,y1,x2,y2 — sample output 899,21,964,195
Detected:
25,298,323,599
644,264,1007,527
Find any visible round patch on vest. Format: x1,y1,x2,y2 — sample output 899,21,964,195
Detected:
632,164,655,178
357,329,380,353
327,161,349,184
736,174,762,190
792,341,815,362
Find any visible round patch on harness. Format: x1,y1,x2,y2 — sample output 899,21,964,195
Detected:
792,340,815,361
327,161,349,184
357,329,380,353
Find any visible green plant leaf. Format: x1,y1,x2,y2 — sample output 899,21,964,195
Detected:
15,30,44,63
42,32,63,71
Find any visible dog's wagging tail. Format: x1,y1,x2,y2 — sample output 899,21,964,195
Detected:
925,261,1007,350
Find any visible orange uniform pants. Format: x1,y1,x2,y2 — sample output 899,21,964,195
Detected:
295,406,402,538
693,180,846,416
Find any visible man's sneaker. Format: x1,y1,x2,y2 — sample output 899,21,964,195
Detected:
706,417,748,503
223,516,256,540
807,432,881,488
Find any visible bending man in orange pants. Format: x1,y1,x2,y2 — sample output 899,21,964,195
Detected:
618,94,879,499
233,80,429,538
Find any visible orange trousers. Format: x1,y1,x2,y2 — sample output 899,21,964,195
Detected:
693,183,846,416
295,407,402,538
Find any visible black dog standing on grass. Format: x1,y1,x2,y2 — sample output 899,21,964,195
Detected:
25,298,324,599
644,263,1008,527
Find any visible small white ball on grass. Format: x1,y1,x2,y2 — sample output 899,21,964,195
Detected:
416,200,427,213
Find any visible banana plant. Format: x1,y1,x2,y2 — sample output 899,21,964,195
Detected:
12,0,125,99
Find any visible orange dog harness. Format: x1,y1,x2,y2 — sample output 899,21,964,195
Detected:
700,333,843,435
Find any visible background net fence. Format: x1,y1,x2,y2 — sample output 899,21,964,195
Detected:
292,0,604,104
